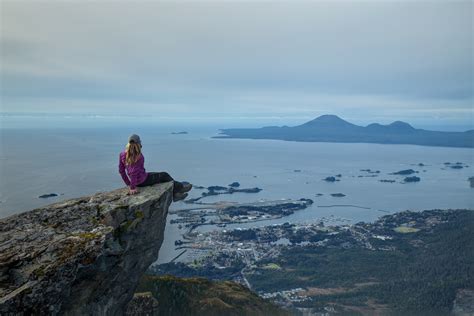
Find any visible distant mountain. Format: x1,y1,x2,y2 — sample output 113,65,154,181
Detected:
300,114,358,129
215,115,474,148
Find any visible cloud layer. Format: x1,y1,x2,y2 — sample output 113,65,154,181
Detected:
1,1,472,126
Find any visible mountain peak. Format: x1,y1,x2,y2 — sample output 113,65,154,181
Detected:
388,121,415,130
314,114,346,122
301,115,355,127
366,123,383,128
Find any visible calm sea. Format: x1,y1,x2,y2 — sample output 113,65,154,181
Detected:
1,115,473,262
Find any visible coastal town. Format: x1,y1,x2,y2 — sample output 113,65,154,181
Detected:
149,171,472,314
151,208,470,313
164,209,438,275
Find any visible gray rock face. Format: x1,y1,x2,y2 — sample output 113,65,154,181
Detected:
453,289,474,316
0,183,173,315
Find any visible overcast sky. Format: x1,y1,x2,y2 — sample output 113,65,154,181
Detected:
1,0,472,127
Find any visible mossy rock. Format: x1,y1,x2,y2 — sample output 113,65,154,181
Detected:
135,210,145,219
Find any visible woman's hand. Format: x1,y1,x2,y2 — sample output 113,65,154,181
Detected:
128,188,138,195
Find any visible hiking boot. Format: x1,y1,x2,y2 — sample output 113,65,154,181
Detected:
180,182,193,193
173,192,188,202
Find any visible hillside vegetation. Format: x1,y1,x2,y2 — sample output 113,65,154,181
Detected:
129,275,290,316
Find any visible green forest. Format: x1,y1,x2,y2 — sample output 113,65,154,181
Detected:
247,210,474,314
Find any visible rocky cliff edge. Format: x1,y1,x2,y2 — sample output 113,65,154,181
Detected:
0,183,174,315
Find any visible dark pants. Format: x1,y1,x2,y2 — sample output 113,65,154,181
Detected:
137,172,184,194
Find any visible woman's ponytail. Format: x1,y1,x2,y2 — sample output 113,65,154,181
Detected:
125,142,141,165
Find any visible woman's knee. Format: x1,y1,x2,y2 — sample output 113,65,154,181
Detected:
159,172,173,181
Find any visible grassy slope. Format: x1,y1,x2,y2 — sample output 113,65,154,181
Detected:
135,274,290,316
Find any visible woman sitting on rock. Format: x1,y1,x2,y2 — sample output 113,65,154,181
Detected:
118,134,192,201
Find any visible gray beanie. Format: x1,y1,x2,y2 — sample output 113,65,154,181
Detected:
128,134,141,145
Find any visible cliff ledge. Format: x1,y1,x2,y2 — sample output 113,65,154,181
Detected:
0,183,173,315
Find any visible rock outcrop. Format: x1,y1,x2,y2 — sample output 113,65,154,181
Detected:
0,183,174,315
453,289,474,316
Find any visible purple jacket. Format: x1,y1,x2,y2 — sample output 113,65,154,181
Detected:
119,151,148,190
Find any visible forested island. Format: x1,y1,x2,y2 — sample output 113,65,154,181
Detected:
215,115,474,148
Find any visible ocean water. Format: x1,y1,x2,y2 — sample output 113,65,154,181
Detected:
1,117,473,263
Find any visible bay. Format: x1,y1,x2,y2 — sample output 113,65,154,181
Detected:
1,118,472,263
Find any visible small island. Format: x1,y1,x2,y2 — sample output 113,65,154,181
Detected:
404,176,421,183
171,131,188,135
380,179,396,183
444,162,469,169
360,169,380,174
38,193,59,199
323,176,339,182
391,169,417,175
